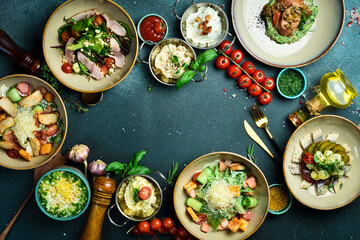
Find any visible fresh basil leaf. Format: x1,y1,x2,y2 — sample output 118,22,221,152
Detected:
129,150,147,168
78,61,90,75
175,70,196,90
190,61,200,70
197,49,218,64
197,64,206,72
127,166,150,176
118,21,134,40
173,55,179,63
105,162,124,172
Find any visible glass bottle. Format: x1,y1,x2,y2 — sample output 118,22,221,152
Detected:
288,69,358,127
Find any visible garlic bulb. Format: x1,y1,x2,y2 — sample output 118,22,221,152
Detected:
88,160,107,176
68,144,90,177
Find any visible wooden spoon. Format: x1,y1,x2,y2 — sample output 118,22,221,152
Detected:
0,151,67,240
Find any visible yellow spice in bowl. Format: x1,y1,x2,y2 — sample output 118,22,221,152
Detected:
269,186,289,211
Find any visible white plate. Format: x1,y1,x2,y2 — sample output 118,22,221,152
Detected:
231,0,344,68
283,115,360,209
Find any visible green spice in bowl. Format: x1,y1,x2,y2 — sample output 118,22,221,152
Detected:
35,166,91,221
268,184,292,215
276,68,306,99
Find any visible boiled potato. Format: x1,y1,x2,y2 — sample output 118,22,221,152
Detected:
18,90,43,108
0,97,17,117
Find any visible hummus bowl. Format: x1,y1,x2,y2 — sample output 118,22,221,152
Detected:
107,170,168,227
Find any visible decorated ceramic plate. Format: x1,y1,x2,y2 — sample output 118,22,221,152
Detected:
283,115,360,209
231,0,344,68
174,152,269,240
43,0,138,92
0,74,67,170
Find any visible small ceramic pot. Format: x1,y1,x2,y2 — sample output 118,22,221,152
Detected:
268,183,292,215
137,14,168,45
276,68,307,99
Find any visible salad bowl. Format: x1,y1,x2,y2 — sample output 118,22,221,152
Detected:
174,152,269,240
43,0,138,93
0,74,67,170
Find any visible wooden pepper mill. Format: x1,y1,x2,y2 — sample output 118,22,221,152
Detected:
79,176,117,240
0,28,42,76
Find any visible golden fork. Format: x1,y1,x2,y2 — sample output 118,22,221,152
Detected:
250,103,283,156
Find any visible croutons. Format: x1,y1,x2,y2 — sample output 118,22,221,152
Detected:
18,90,43,108
40,143,52,155
239,218,249,232
0,98,17,117
229,163,246,171
38,112,58,125
44,92,55,103
186,207,198,222
228,217,241,232
19,149,31,162
0,141,13,150
0,114,6,122
228,185,240,197
30,138,41,157
0,117,15,133
184,181,197,192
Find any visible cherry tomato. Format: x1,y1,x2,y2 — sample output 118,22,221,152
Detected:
192,172,201,184
175,235,185,240
257,92,272,105
61,63,72,74
248,83,262,97
99,65,109,75
154,21,167,34
215,56,230,70
104,57,115,69
157,227,168,234
240,210,253,221
227,64,242,79
146,229,156,235
237,75,252,88
137,221,150,233
218,40,233,55
168,226,177,235
262,77,275,91
6,149,19,159
132,226,142,236
230,49,244,64
241,61,255,75
273,12,281,27
93,14,105,26
61,31,70,43
139,186,152,200
177,227,188,238
162,217,175,230
252,70,265,84
150,218,162,231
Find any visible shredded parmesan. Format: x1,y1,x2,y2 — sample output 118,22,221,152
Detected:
205,180,234,210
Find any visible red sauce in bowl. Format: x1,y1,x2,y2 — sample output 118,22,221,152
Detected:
139,16,167,42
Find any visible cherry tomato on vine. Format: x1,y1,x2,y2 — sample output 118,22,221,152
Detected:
237,75,252,88
146,229,156,235
218,40,233,55
61,63,72,74
257,92,272,105
262,77,275,91
61,31,70,43
215,56,230,70
177,227,188,238
192,172,201,184
132,226,142,236
227,64,242,79
168,226,177,235
241,61,255,75
175,236,185,240
163,217,175,229
252,70,265,84
157,227,168,234
248,83,262,97
230,49,244,64
137,221,150,233
150,218,162,231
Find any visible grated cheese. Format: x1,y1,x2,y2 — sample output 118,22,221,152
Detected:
13,107,40,153
205,180,234,210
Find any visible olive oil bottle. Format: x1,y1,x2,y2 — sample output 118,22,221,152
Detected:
289,69,358,127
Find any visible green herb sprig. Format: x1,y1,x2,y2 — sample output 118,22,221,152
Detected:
167,162,179,186
247,144,256,163
175,49,218,90
64,98,89,113
105,150,151,178
40,63,65,94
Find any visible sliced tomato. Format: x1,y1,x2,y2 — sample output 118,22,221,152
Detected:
6,149,20,159
139,186,152,200
104,57,115,69
61,31,70,43
99,65,109,75
192,172,201,184
273,12,281,27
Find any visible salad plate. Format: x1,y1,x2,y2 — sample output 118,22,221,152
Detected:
43,0,138,92
174,152,269,240
283,115,360,209
231,0,344,68
0,74,67,170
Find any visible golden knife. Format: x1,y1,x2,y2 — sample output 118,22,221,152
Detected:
244,120,274,158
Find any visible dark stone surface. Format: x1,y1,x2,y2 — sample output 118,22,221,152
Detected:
0,0,360,239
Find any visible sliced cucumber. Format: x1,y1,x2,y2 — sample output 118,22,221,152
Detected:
31,105,44,115
6,87,22,103
186,198,203,212
196,167,213,185
242,196,258,208
72,62,81,74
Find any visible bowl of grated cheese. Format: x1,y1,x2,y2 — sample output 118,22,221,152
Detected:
174,152,269,240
